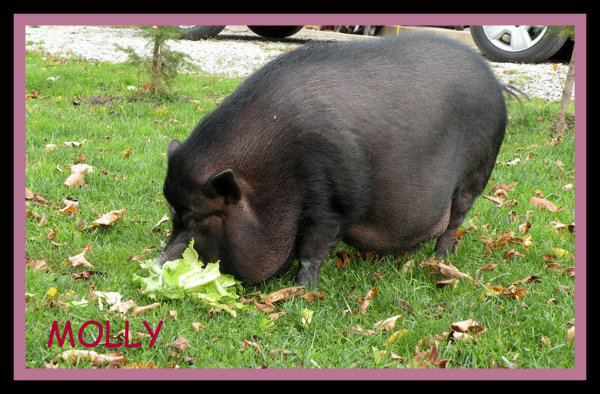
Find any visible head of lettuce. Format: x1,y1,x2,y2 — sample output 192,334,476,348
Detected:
133,239,245,316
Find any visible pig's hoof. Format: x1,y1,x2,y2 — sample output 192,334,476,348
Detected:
294,270,319,289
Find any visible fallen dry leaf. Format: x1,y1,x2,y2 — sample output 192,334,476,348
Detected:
253,299,276,314
504,248,525,260
64,163,94,188
491,182,516,194
68,245,94,268
411,338,441,368
109,299,138,316
451,319,484,335
530,196,558,212
91,209,126,227
421,258,472,281
260,286,305,305
335,250,351,268
436,278,457,288
71,270,95,281
25,188,51,205
567,326,575,342
58,199,79,215
131,302,161,316
191,322,205,332
56,350,123,367
167,336,190,352
358,287,378,315
518,222,532,234
502,285,527,299
401,259,414,274
26,258,49,272
301,291,326,302
150,214,169,232
240,339,262,353
374,314,403,332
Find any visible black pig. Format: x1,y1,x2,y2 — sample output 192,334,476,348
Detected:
157,33,508,288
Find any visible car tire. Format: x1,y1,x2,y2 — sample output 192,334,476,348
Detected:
247,26,303,38
180,26,226,40
470,25,568,63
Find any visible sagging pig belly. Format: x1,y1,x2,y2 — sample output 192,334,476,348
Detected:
342,205,451,254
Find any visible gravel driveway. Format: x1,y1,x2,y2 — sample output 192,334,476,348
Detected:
25,25,573,101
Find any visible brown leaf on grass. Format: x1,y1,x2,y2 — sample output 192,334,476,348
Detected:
191,322,205,332
26,258,49,272
436,278,457,288
401,259,414,274
167,336,190,352
504,249,525,260
109,300,138,316
64,164,93,188
260,286,304,305
253,299,276,314
25,188,52,205
68,245,94,268
302,291,326,302
358,287,378,315
72,270,95,281
421,258,472,281
567,326,575,342
451,319,485,335
131,302,161,316
411,338,441,368
56,350,123,367
550,221,575,234
509,276,541,287
91,209,126,227
58,199,79,215
502,285,527,299
491,182,516,194
482,283,504,297
63,141,85,147
373,314,403,332
26,210,48,226
519,222,532,234
565,267,575,278
335,250,350,268
240,339,262,353
150,214,170,232
454,229,468,240
530,196,558,212
47,228,58,240
123,361,159,369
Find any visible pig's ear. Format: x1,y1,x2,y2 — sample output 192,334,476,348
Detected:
203,169,241,205
167,139,182,158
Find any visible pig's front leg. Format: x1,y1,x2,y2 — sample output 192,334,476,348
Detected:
294,216,341,289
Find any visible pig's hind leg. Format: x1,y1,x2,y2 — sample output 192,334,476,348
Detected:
434,169,490,259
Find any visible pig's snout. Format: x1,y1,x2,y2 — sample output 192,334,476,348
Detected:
156,240,190,266
153,254,166,266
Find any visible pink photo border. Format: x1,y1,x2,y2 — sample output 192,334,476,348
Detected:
14,13,586,380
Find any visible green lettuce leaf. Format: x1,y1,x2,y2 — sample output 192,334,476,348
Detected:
133,239,244,316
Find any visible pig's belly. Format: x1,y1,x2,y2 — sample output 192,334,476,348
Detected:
342,205,451,254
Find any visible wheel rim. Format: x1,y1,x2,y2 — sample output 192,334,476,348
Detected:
482,25,548,52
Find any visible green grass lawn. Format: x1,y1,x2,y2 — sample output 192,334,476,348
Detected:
24,50,575,369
